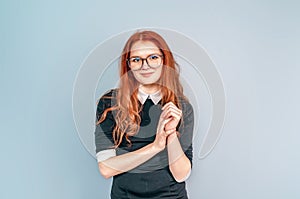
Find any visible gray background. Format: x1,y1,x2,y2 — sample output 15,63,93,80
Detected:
1,0,299,198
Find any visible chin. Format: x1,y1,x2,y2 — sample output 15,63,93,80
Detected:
141,82,158,87
139,79,160,85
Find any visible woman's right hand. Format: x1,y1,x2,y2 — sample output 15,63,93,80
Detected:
153,108,176,151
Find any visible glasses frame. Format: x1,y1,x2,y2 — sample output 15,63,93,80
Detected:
127,54,164,71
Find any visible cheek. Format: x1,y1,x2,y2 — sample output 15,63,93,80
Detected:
131,72,144,83
131,71,139,80
155,67,163,79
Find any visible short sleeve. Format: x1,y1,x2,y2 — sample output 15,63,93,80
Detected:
94,89,117,154
178,100,194,168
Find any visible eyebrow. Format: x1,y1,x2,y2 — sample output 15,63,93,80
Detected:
129,53,162,58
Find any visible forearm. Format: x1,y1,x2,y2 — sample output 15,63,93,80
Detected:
167,133,191,182
98,143,161,178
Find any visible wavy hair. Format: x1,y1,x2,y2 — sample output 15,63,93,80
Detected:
96,30,186,148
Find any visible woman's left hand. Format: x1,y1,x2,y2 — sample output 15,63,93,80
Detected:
161,102,182,131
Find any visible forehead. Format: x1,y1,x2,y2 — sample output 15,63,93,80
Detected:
130,41,161,57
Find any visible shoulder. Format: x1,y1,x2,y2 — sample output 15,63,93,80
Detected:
101,88,119,98
96,88,119,109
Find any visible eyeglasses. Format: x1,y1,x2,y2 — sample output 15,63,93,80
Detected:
127,54,163,71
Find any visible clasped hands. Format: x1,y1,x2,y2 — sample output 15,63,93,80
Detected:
154,102,182,150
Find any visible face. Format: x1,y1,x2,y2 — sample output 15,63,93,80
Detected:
129,41,163,86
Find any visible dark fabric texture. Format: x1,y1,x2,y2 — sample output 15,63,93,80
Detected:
94,89,194,199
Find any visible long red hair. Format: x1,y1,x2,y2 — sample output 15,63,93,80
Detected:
97,30,186,147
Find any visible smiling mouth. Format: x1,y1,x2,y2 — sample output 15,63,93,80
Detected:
140,72,154,77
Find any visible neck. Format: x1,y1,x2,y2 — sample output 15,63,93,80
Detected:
139,84,160,94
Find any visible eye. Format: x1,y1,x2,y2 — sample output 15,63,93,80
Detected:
148,54,160,60
131,57,141,63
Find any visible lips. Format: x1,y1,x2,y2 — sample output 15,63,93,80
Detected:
140,72,154,77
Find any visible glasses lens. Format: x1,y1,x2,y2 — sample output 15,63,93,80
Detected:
128,57,142,70
147,54,162,68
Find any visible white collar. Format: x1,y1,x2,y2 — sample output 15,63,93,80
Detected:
137,88,162,105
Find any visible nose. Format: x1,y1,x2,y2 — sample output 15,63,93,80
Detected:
140,59,150,70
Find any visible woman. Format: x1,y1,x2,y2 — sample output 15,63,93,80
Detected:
95,30,194,199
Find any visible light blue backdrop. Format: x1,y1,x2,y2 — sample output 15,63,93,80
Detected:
1,0,299,198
